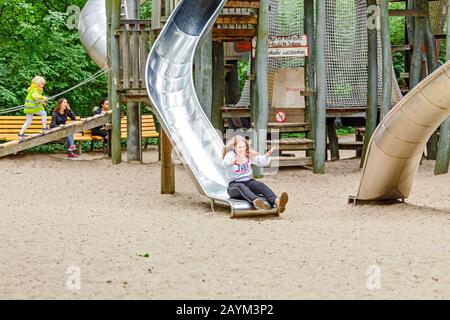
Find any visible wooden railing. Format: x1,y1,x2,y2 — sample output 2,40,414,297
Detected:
117,20,153,98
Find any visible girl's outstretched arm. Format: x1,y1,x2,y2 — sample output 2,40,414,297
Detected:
253,148,274,167
221,151,237,168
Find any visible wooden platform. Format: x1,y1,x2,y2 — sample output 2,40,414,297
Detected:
152,0,260,42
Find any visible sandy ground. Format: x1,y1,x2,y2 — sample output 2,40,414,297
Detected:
1,141,450,300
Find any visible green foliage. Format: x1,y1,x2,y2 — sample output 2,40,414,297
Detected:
389,2,406,82
336,126,356,136
140,0,152,19
0,0,107,117
237,60,248,94
281,132,305,139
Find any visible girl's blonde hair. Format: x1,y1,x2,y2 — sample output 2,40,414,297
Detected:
31,76,46,86
223,135,255,159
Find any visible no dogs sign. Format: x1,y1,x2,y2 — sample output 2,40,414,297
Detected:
275,110,286,123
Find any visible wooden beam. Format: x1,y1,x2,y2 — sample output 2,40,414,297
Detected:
106,0,112,159
326,118,339,161
225,1,260,8
252,0,269,178
216,15,258,25
110,0,122,164
380,0,392,119
392,44,412,52
0,113,112,158
225,60,240,104
424,0,438,160
160,129,175,194
212,41,225,131
314,0,326,174
304,0,316,158
409,1,426,89
126,1,141,163
435,0,450,175
361,0,378,168
212,28,256,39
389,9,428,17
151,0,162,30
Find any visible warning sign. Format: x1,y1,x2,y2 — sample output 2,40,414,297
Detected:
275,111,287,123
268,35,308,58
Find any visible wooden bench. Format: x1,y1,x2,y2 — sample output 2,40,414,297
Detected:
74,114,159,153
0,116,82,141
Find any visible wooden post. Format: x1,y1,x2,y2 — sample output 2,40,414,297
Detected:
424,0,439,160
304,0,316,158
110,0,122,164
409,0,426,89
326,118,339,161
380,0,392,119
127,1,142,162
127,102,141,162
252,0,269,178
361,0,378,168
405,0,415,90
314,0,326,174
211,41,224,132
225,60,239,105
106,0,112,127
194,32,213,119
161,129,175,194
151,0,162,30
435,0,450,175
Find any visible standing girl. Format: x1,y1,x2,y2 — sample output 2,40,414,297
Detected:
221,135,288,213
18,76,50,137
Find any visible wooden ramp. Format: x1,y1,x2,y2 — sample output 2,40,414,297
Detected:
0,111,112,158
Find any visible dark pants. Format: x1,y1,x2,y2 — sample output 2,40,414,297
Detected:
92,128,108,141
227,179,277,206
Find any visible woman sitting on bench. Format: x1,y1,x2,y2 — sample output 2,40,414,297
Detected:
91,99,109,142
50,98,77,158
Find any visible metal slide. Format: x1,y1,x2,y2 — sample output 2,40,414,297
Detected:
78,0,108,70
353,61,450,202
79,0,276,216
146,0,278,217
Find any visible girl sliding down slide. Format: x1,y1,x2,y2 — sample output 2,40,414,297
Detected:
221,135,288,214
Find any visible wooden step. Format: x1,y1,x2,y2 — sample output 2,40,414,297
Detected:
271,156,313,168
267,122,311,132
328,141,364,150
267,138,315,151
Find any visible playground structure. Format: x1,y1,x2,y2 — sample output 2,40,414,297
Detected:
76,0,450,212
2,0,450,213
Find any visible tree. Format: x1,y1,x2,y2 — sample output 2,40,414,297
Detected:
0,0,107,116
